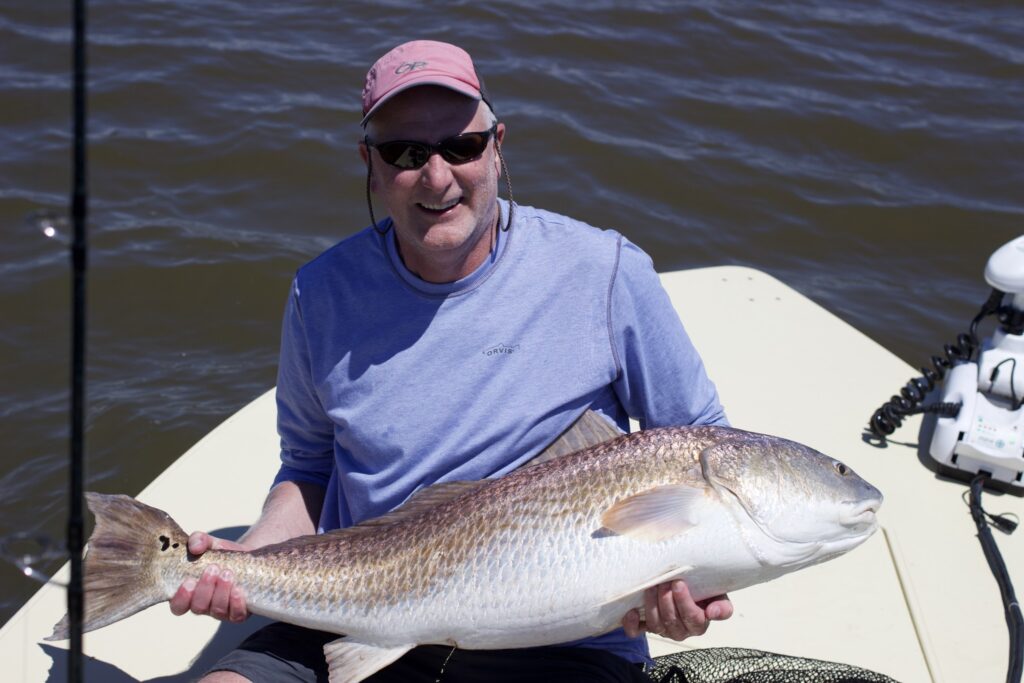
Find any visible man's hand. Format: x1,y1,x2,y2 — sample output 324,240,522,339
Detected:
168,532,250,623
167,481,325,624
622,580,732,641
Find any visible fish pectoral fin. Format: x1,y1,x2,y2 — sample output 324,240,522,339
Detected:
598,564,694,607
600,484,706,542
323,638,414,683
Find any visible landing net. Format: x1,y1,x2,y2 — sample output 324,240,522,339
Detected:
649,647,898,683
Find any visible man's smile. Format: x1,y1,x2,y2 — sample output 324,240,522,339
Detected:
417,197,462,214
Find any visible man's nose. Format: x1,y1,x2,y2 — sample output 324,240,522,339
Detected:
419,151,454,188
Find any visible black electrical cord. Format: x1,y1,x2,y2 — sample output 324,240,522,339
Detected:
868,333,976,438
969,475,1023,683
867,286,1023,680
68,0,88,681
991,357,1024,410
868,288,1006,439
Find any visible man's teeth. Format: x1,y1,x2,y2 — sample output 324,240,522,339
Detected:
420,198,460,211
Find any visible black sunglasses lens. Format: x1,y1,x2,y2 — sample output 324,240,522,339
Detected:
374,128,494,169
440,132,490,163
376,142,430,169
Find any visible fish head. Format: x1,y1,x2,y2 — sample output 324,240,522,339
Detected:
700,432,882,564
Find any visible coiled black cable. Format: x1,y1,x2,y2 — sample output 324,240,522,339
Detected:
869,288,1006,439
868,332,977,438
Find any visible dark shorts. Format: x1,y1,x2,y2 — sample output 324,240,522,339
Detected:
209,622,651,683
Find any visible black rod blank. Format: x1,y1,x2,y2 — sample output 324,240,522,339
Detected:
68,0,88,681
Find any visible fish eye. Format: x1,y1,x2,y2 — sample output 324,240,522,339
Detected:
833,461,849,476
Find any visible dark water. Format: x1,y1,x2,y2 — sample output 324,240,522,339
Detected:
1,0,1022,624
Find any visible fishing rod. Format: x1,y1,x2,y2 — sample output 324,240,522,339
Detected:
68,0,88,680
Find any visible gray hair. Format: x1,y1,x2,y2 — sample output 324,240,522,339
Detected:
481,102,498,128
364,100,497,140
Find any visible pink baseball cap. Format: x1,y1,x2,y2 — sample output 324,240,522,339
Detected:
361,40,493,126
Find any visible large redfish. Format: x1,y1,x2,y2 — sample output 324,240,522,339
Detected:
47,412,882,683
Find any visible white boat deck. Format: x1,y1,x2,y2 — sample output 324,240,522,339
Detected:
2,265,1021,682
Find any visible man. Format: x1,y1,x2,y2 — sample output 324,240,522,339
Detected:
171,40,732,682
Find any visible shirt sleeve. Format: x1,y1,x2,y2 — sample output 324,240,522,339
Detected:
273,277,335,488
609,237,729,430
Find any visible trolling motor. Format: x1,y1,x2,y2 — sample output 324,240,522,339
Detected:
870,235,1024,491
930,236,1024,489
870,235,1024,683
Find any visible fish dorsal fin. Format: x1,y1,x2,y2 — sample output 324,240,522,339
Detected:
356,480,487,529
263,411,620,552
257,481,489,552
323,637,414,683
326,411,620,533
527,409,624,468
600,484,707,542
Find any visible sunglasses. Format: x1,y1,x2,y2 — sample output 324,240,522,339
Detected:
366,124,498,170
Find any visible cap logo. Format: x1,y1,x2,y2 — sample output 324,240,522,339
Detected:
395,61,428,75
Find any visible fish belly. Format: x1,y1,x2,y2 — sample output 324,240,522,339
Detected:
319,511,759,649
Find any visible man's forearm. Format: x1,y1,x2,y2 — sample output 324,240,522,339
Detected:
236,479,326,549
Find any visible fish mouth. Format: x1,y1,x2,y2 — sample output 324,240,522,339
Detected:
840,499,882,533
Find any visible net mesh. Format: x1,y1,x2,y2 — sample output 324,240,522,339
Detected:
649,647,899,683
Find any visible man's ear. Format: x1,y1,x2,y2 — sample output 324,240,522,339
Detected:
494,122,506,176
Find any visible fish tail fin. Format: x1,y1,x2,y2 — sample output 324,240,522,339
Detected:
46,492,187,641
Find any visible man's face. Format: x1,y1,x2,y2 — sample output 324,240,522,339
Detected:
361,86,505,282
